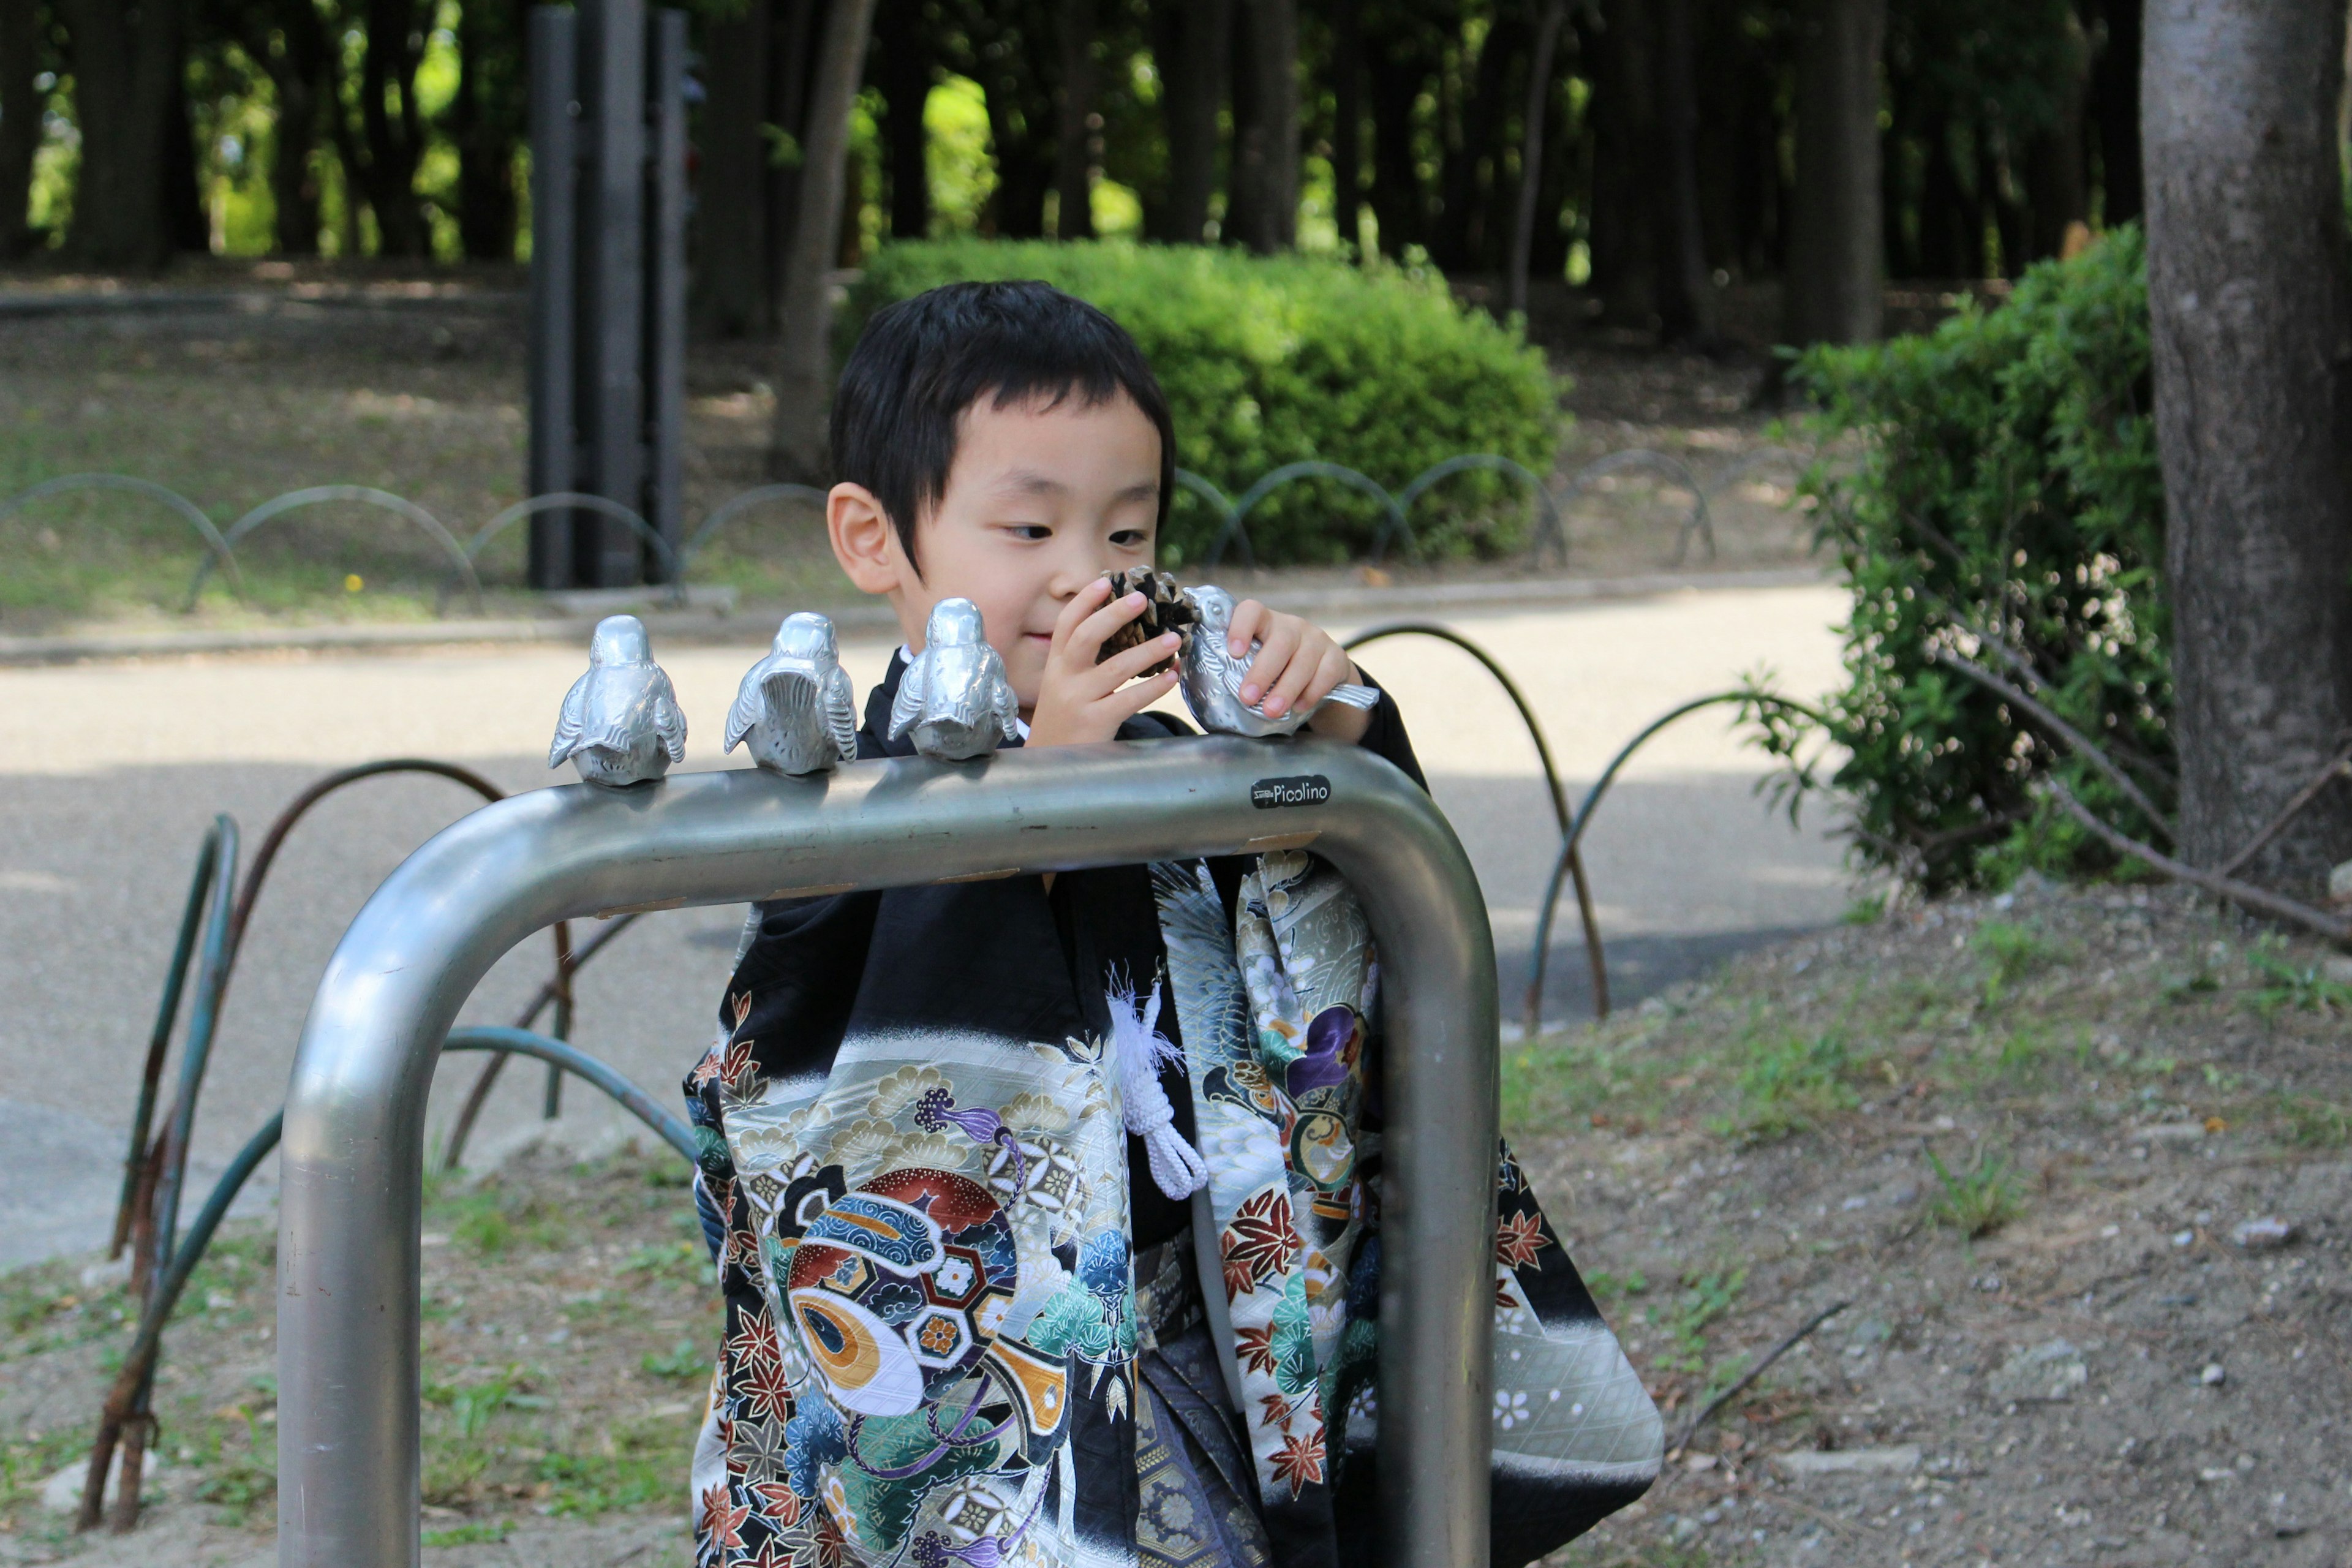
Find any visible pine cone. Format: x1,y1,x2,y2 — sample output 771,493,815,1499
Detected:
1097,568,1199,677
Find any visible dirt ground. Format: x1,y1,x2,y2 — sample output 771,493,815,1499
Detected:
5,876,2346,1566
0,258,1825,632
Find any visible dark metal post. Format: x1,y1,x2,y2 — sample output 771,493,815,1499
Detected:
646,9,688,582
525,7,578,590
576,0,647,587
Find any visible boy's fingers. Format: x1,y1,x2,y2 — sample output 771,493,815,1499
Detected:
1049,577,1116,652
1069,590,1149,663
1262,633,1327,718
1303,643,1355,707
1096,631,1183,689
1225,598,1267,658
1102,667,1181,725
1239,619,1300,707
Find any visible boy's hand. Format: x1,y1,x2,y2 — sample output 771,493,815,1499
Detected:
1224,598,1374,743
1025,578,1183,748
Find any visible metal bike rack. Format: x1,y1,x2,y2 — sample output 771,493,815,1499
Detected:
277,737,1500,1568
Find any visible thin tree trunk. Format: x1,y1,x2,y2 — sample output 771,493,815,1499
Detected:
1782,0,1885,347
61,0,181,268
1052,0,1095,238
1364,29,1423,257
1151,0,1225,243
263,0,331,257
0,0,42,257
765,0,818,330
698,1,771,333
768,0,876,480
1330,0,1360,254
1509,0,1569,315
355,0,432,257
2022,12,2089,262
1227,0,1295,252
1589,0,1657,324
1651,0,1713,341
2089,0,2141,224
1430,9,1518,271
161,63,208,252
451,0,524,260
2144,0,2352,892
872,0,929,239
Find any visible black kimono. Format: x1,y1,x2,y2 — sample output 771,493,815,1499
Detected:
681,655,1660,1568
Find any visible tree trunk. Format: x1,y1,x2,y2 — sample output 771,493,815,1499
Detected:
2144,0,2352,892
768,0,876,480
1782,0,1884,347
161,63,208,252
263,0,332,256
2089,0,2141,224
872,0,930,239
1330,0,1360,254
1226,0,1295,252
973,5,1054,241
61,0,181,268
0,0,40,257
1150,0,1225,243
1651,0,1713,341
1588,0,1657,325
350,0,432,257
1052,0,1094,238
698,2,771,333
766,0,818,330
1364,28,1424,257
1430,9,1518,272
1509,0,1569,314
1915,113,1971,277
2022,12,2089,263
451,0,524,260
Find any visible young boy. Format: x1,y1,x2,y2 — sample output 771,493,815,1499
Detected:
683,282,1654,1568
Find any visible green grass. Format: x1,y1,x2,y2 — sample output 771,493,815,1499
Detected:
537,1414,696,1517
2276,1095,2351,1148
425,1520,515,1547
2243,948,2352,1019
1973,920,2056,1005
1722,1029,1858,1141
1645,1268,1747,1375
1924,1145,2024,1238
640,1339,709,1381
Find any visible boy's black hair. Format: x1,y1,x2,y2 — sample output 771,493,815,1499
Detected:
830,280,1177,573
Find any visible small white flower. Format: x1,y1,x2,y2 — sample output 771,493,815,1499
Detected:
1493,1390,1529,1430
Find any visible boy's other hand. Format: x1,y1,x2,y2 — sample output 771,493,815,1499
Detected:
1226,598,1373,743
1025,577,1183,748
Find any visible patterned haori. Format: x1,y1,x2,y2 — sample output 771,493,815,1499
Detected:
680,658,1658,1568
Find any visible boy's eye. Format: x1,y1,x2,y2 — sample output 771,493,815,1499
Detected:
1109,529,1150,548
1005,524,1052,541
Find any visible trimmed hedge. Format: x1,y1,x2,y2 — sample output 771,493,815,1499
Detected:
838,240,1566,565
1755,227,2168,892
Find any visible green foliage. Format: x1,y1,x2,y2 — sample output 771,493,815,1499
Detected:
1924,1145,2024,1238
2275,1095,2351,1148
1750,229,2169,891
840,240,1566,564
1972,920,2054,1004
536,1416,692,1517
1724,1030,1858,1140
1645,1268,1747,1374
2243,947,2352,1019
641,1338,709,1381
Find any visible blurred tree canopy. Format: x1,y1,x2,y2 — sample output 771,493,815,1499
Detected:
0,0,2147,323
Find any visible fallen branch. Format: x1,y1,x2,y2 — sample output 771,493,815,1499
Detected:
2038,776,2351,945
2217,741,2352,879
1670,1298,1850,1456
1929,647,2173,840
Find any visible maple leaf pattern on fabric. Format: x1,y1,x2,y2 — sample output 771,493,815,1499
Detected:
1495,1209,1550,1270
737,1352,794,1425
1270,1429,1327,1493
726,1304,781,1373
1234,1321,1280,1377
1221,1186,1295,1294
1257,1392,1294,1428
747,1477,800,1529
700,1485,750,1551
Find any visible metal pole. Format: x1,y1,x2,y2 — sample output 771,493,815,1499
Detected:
525,6,578,590
646,8,688,582
277,740,1496,1568
575,0,647,587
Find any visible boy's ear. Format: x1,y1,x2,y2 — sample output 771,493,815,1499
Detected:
827,481,905,595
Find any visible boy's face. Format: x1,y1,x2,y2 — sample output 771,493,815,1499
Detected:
827,390,1162,714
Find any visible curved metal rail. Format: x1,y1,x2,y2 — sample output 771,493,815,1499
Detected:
1521,690,1831,1036
1344,621,1611,1020
462,492,687,605
0,473,247,599
187,486,484,614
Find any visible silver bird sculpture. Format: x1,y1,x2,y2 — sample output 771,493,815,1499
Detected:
888,597,1022,761
724,612,859,775
548,614,688,788
1177,584,1380,739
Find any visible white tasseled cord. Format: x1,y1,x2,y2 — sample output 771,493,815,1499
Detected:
1109,980,1208,1201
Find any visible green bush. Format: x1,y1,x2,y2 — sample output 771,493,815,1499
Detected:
1751,227,2169,892
840,239,1566,565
